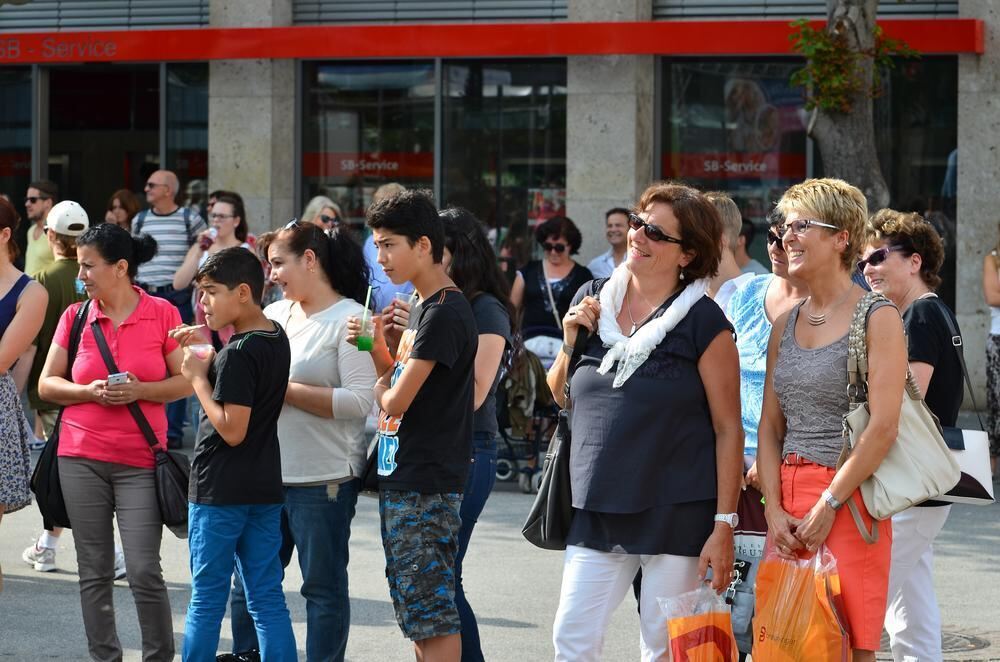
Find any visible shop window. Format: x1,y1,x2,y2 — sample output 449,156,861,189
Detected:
301,61,435,230
441,59,566,260
166,62,209,217
0,67,32,259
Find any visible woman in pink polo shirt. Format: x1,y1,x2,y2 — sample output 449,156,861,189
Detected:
39,222,192,661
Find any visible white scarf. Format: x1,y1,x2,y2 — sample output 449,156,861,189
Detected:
596,263,709,387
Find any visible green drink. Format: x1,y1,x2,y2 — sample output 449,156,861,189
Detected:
356,335,374,351
357,316,374,352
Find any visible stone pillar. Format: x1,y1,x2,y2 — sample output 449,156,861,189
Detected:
566,0,655,264
209,0,295,235
957,0,999,403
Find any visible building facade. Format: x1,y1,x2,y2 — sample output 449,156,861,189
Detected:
0,0,995,394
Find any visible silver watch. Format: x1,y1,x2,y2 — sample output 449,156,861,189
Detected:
714,513,739,529
822,488,843,511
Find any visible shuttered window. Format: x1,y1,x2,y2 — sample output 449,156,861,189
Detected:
293,0,567,24
0,1,209,31
653,0,958,18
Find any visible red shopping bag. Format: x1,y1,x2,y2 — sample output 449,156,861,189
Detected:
658,585,739,662
752,541,850,662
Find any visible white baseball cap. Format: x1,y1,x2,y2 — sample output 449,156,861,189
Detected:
45,200,90,237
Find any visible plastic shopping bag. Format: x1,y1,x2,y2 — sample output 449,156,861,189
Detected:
752,542,851,662
658,584,739,662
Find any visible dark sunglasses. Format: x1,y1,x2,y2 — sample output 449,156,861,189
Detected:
542,242,567,254
24,196,49,204
284,218,300,230
319,214,339,225
856,245,903,273
627,212,683,245
766,230,784,248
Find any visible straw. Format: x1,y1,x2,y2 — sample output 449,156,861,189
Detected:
361,284,373,325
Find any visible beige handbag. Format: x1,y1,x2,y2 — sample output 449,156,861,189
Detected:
839,292,961,543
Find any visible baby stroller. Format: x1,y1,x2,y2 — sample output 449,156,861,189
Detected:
496,343,559,493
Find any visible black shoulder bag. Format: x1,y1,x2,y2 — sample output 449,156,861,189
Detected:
90,320,192,537
30,299,93,529
521,327,589,550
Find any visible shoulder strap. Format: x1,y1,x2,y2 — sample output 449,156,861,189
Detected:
183,207,193,244
133,210,147,235
847,291,892,404
542,269,562,330
66,299,93,374
924,296,985,430
88,320,160,450
563,329,590,404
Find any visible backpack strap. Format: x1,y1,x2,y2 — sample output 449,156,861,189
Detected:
66,299,93,374
133,210,147,236
183,207,193,245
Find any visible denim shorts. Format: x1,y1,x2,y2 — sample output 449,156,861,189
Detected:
379,490,462,641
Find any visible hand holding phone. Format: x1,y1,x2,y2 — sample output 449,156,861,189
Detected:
107,372,129,386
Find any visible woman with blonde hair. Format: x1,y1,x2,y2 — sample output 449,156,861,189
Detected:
301,195,343,230
756,178,907,661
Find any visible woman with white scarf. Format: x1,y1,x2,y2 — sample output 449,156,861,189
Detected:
547,182,744,661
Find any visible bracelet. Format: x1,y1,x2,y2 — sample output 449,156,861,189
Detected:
561,342,573,357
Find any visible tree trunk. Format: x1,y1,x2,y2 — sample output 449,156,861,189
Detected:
808,0,891,211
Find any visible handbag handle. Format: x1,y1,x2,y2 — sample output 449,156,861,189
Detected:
846,291,923,404
89,320,161,451
921,294,986,431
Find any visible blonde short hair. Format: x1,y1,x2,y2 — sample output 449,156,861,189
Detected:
704,191,742,250
301,195,340,225
776,178,867,271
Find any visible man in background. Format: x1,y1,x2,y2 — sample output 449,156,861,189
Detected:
586,207,629,279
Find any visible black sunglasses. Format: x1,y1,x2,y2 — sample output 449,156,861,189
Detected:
24,196,49,204
856,245,903,273
766,229,784,249
319,214,339,225
542,241,567,254
627,212,683,245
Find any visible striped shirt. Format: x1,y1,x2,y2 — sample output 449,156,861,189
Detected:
134,206,206,288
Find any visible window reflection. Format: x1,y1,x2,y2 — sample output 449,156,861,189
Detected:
166,63,209,218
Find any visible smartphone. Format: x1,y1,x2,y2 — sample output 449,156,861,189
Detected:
107,372,129,386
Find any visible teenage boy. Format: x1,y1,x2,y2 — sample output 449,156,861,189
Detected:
350,190,478,662
169,247,296,662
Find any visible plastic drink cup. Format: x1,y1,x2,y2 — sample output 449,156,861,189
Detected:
394,291,418,308
199,227,218,251
356,317,374,352
188,343,214,360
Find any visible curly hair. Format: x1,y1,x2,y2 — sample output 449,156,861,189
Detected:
866,209,944,290
534,216,582,255
635,182,722,281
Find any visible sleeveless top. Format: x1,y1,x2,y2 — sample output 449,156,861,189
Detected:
519,260,592,338
0,273,31,338
773,298,894,468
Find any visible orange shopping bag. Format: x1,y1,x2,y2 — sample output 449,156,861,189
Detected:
658,585,738,662
751,542,850,662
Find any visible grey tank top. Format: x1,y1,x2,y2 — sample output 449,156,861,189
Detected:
773,299,894,468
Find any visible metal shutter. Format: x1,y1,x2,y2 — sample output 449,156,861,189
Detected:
0,1,209,31
293,0,567,24
652,0,958,18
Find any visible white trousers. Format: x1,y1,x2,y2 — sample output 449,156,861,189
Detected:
884,505,951,662
552,544,700,662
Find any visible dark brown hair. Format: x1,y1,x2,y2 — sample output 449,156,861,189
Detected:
214,192,248,242
107,189,141,230
635,182,722,281
0,196,22,261
866,209,945,290
534,216,582,255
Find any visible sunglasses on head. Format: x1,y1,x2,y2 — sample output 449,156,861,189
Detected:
627,212,683,245
856,245,903,273
542,241,567,254
284,218,300,230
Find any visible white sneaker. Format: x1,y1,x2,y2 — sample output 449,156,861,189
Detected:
114,550,126,580
22,544,56,572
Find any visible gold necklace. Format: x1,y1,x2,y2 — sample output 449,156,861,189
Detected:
806,286,853,326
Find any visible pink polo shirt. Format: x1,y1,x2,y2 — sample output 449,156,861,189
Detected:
54,287,181,469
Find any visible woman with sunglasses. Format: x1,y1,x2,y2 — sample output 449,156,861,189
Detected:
756,179,907,662
301,195,343,230
859,210,959,662
510,216,592,367
548,183,742,661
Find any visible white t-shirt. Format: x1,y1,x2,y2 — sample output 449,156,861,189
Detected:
264,297,377,483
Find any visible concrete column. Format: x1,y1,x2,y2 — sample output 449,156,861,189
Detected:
566,0,655,264
209,0,295,235
957,0,999,402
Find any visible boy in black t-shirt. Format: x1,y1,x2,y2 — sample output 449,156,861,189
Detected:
348,190,478,660
169,247,296,661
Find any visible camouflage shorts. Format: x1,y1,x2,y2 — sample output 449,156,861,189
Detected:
379,490,462,641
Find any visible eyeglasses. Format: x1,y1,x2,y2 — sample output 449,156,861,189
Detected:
627,212,683,245
778,219,841,237
856,245,903,273
542,242,567,254
766,229,784,249
24,196,49,205
144,182,167,190
209,213,234,221
319,214,339,225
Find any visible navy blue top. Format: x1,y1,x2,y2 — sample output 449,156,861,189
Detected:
0,273,32,337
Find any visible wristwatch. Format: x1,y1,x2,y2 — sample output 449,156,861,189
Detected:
822,488,843,511
560,342,574,357
714,513,739,529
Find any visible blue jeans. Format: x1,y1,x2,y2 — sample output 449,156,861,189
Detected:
231,479,360,661
455,433,497,662
183,503,296,662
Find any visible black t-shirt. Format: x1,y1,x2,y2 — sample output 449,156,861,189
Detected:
189,322,291,505
904,296,963,427
471,293,512,437
375,288,478,493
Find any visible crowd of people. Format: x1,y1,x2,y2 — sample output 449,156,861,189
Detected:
0,170,992,662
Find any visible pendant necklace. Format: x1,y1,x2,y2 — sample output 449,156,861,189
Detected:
625,288,640,336
805,286,853,326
